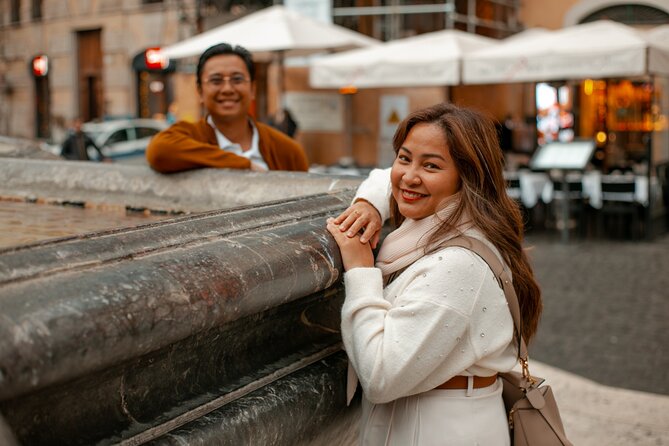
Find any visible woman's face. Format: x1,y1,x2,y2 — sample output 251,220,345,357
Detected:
391,122,461,220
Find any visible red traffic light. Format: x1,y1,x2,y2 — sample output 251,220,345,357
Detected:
32,55,49,77
145,48,169,70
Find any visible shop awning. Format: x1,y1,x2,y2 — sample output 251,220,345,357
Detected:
161,5,379,61
644,24,669,76
462,20,669,84
309,29,498,88
132,50,176,73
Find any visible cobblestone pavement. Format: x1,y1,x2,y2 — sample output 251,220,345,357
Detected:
523,230,669,395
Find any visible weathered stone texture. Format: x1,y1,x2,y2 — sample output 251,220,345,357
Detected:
0,186,358,445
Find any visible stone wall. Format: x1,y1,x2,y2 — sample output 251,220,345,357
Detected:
0,177,361,444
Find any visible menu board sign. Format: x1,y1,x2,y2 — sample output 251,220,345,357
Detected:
530,140,595,170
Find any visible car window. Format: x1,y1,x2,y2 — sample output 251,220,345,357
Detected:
85,130,103,140
105,129,129,145
135,127,161,139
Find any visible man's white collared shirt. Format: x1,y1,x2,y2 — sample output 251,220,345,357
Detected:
207,116,268,170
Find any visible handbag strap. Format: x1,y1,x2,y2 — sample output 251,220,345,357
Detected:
440,236,529,362
442,237,572,446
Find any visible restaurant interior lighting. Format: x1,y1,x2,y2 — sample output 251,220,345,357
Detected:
584,79,594,96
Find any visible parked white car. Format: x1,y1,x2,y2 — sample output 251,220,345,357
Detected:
82,118,168,163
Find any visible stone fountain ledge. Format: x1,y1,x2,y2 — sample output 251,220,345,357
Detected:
0,158,363,214
0,188,356,445
0,136,61,160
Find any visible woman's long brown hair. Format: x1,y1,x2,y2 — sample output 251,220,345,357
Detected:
390,103,542,343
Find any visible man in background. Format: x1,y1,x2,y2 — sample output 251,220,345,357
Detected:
60,118,108,161
146,43,308,173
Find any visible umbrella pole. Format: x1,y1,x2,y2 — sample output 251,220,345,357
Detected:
644,73,654,239
344,94,354,162
276,50,285,111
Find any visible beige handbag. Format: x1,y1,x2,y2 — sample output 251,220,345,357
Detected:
442,236,573,446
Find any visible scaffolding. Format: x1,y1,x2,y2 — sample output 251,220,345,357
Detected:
332,0,522,41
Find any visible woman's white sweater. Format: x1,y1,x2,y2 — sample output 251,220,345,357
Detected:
343,168,517,404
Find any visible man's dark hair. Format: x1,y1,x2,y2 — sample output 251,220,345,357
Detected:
196,43,255,86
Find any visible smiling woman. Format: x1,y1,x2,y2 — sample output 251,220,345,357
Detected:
390,123,461,220
327,102,543,446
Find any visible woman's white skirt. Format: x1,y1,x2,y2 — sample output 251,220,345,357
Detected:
359,378,510,446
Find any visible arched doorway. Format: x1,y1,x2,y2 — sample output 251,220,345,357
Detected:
132,50,176,120
564,0,669,26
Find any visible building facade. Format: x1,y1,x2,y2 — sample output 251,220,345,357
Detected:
1,0,668,169
0,0,202,140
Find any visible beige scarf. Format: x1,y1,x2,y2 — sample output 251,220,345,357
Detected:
347,192,470,405
376,193,470,280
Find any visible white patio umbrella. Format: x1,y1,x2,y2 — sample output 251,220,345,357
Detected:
462,20,669,84
309,29,499,89
502,27,550,42
162,5,379,60
308,29,498,168
644,24,669,75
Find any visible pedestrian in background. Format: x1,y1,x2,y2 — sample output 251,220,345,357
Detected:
166,102,178,124
145,43,308,173
267,107,298,138
60,117,108,162
327,103,542,445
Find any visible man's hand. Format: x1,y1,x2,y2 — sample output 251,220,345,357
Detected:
326,218,374,271
250,162,267,172
333,199,382,249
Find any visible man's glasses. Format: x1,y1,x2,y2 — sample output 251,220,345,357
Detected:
204,74,250,88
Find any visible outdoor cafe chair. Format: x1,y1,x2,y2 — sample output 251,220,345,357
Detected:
597,174,644,239
504,171,540,231
504,173,522,201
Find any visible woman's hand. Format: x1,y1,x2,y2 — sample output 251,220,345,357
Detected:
333,200,382,249
326,218,375,271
